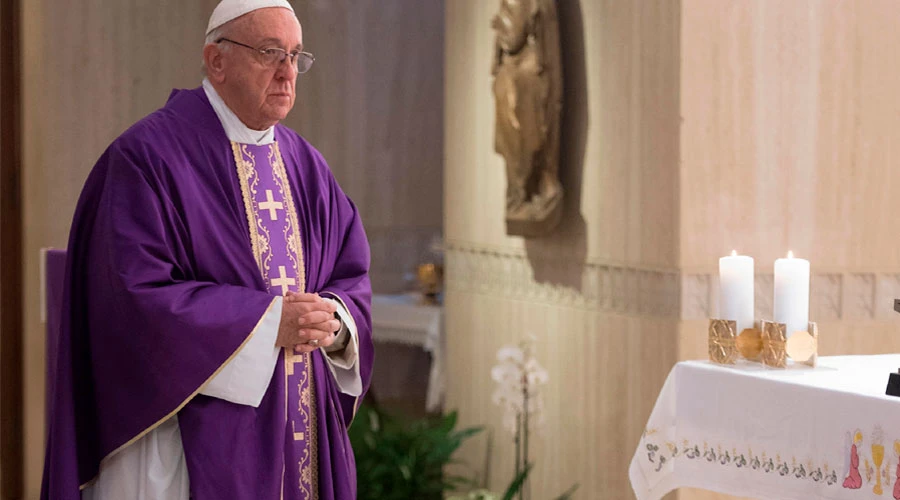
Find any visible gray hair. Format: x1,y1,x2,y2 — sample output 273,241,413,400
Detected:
201,23,233,75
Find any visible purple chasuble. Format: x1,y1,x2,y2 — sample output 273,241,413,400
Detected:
41,87,373,500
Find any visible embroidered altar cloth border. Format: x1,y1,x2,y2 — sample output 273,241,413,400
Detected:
630,355,900,500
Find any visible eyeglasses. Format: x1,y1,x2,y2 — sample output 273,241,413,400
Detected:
216,38,315,74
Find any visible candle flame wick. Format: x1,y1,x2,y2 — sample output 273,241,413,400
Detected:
788,250,794,259
731,250,737,257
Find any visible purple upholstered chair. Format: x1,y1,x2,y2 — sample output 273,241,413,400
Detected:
43,248,67,430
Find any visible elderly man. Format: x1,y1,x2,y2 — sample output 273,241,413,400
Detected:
40,1,373,499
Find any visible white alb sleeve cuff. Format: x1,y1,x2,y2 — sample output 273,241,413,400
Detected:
199,297,282,407
320,294,362,396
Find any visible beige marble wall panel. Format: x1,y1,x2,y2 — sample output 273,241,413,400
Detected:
446,0,680,269
0,15,5,493
681,0,900,272
288,1,444,292
444,280,678,499
444,1,511,249
444,1,681,497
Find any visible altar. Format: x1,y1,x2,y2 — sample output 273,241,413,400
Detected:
630,355,900,500
370,293,444,412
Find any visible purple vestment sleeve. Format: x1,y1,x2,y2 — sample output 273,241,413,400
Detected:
318,195,373,418
42,133,276,499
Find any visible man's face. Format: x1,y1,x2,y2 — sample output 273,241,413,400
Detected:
212,8,303,130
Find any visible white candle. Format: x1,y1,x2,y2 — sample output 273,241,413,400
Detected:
718,250,755,333
774,251,810,337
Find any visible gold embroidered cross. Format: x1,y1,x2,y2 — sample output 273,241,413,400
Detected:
286,352,304,376
285,351,305,389
292,415,305,442
285,353,305,442
271,265,296,294
284,354,312,441
258,189,284,221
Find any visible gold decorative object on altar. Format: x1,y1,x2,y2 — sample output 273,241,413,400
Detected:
415,263,443,304
709,316,819,368
785,322,818,367
708,319,738,365
736,326,763,361
760,320,787,368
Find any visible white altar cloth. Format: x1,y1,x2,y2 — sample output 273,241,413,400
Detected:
371,293,444,411
630,355,900,500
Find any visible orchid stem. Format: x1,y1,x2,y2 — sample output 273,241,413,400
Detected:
514,411,521,494
522,374,530,500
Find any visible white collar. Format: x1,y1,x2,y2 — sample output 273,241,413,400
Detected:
202,78,275,145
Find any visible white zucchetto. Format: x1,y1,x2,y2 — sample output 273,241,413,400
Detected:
206,0,295,35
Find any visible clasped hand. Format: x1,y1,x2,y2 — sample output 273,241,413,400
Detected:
276,291,340,354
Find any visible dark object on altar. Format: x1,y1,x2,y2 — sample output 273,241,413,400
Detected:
887,371,900,398
886,299,900,397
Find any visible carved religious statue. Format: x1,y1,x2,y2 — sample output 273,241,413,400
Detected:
492,0,563,237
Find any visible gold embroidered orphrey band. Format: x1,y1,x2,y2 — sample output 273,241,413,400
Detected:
232,141,319,498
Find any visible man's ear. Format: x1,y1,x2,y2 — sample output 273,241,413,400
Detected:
204,44,226,83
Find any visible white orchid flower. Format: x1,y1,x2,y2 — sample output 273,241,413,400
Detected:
491,337,548,436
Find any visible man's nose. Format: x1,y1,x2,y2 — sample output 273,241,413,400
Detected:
275,57,298,80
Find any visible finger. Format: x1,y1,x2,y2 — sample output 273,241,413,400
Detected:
303,319,341,334
292,329,333,352
298,310,334,326
312,298,337,312
303,326,337,346
293,344,317,354
293,303,337,319
286,292,322,303
293,329,312,344
301,332,335,350
312,297,337,314
318,333,335,348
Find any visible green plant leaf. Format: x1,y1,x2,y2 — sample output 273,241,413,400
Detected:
501,463,533,500
553,483,580,500
438,411,459,433
350,404,482,500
